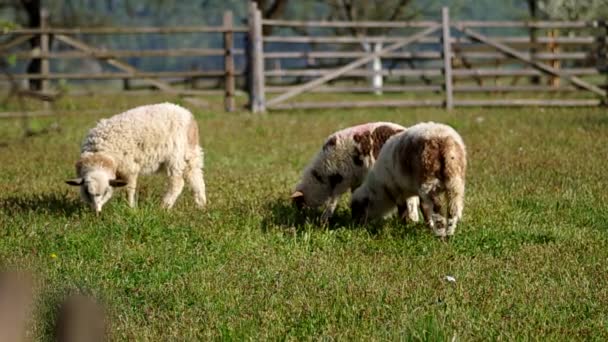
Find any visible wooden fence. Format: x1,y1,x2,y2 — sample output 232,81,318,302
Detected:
0,10,247,112
1,5,607,114
250,3,608,112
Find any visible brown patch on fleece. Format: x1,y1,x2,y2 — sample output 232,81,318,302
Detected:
323,136,337,151
441,137,467,180
371,125,404,158
353,131,372,157
398,135,466,184
76,153,116,176
187,119,200,149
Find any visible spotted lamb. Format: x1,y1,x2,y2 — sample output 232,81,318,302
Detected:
292,122,420,222
350,122,466,238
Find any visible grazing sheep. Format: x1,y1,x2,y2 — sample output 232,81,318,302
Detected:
350,122,466,238
292,122,420,222
66,102,206,213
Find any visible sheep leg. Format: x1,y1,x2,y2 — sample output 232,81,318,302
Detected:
185,166,207,208
398,196,420,223
419,183,447,238
320,196,339,222
162,174,185,209
126,175,138,208
446,177,465,236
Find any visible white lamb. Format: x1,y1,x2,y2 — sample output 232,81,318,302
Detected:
351,122,466,238
66,102,207,213
292,122,420,222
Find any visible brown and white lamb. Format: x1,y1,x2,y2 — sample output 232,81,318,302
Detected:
292,122,420,222
350,122,466,238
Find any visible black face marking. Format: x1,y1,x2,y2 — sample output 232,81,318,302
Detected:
351,196,369,221
323,136,337,151
352,154,363,166
311,170,324,183
383,185,397,204
83,187,93,202
328,173,343,189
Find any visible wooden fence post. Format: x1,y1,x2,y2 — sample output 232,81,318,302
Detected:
223,10,235,112
603,20,608,103
40,8,50,109
441,7,454,110
248,1,265,113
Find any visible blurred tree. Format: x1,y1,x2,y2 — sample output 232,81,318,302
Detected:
526,0,608,20
323,0,417,36
251,0,289,34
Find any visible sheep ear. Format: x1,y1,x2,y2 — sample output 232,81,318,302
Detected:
65,178,84,186
291,191,304,199
109,179,128,187
291,191,305,209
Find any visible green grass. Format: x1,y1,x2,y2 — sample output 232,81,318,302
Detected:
1,96,608,340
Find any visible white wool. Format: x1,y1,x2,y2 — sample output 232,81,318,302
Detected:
68,102,206,212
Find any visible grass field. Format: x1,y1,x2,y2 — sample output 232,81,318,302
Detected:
1,96,608,340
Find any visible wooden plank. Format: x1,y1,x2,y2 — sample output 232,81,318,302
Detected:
266,85,442,93
453,68,599,77
269,99,443,110
453,99,601,106
0,34,34,52
248,2,265,113
224,11,235,112
0,108,111,118
603,22,608,94
54,34,175,92
452,51,589,60
262,19,600,28
65,89,247,97
263,50,591,61
456,26,606,97
3,26,249,34
261,19,438,28
262,35,601,45
453,84,579,92
261,19,601,29
264,51,442,59
264,68,599,78
8,48,245,59
0,70,233,80
263,36,441,44
266,25,440,107
454,20,599,29
40,9,50,110
453,20,601,29
441,7,453,110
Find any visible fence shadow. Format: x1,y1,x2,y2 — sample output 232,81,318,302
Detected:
0,193,82,217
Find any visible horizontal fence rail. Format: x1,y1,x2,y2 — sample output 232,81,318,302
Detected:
253,5,608,112
0,10,245,112
3,26,249,34
1,4,607,115
263,19,607,29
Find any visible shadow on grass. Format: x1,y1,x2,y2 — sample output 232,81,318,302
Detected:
0,193,83,217
260,198,427,237
260,198,353,233
451,229,557,257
